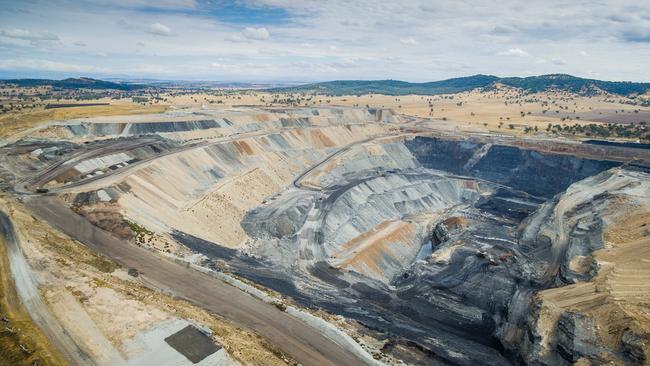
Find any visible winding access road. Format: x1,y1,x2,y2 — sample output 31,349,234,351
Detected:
25,196,370,366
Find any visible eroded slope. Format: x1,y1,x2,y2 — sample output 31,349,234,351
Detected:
2,106,649,365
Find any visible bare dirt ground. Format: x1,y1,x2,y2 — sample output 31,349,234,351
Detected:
0,103,167,140
532,109,650,124
0,87,647,365
26,196,369,366
3,85,645,142
154,87,648,137
0,193,295,366
534,175,650,362
0,219,67,366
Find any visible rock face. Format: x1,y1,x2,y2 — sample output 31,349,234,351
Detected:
555,312,600,363
122,131,641,366
242,190,316,239
622,329,649,365
7,107,649,366
227,135,639,365
405,136,620,198
431,220,450,244
516,167,650,366
29,107,402,140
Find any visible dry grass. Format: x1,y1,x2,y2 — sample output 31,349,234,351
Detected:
156,88,647,140
0,103,168,138
1,89,642,142
1,194,291,365
0,236,67,366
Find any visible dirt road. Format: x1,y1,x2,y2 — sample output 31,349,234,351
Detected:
0,209,94,365
25,196,370,366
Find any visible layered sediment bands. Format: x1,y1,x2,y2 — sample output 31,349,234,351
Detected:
405,136,621,197
320,175,482,282
310,174,481,282
97,123,389,248
11,107,648,365
66,119,233,137
323,175,481,247
230,136,640,365
329,220,421,280
242,190,316,239
301,142,420,189
517,168,650,365
29,107,401,140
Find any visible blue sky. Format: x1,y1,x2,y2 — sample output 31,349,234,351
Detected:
1,0,650,82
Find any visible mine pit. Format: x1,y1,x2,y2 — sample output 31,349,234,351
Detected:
2,106,649,366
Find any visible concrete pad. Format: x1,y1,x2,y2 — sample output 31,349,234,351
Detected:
165,325,220,363
124,318,238,366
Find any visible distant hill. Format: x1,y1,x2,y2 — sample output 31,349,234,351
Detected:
268,74,650,96
0,77,145,90
496,74,650,95
268,75,498,96
3,74,648,96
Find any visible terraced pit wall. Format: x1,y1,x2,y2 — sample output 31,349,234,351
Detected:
190,135,626,365
6,107,647,366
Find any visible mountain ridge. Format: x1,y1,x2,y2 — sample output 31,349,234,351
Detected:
3,74,649,96
267,74,650,96
0,77,145,90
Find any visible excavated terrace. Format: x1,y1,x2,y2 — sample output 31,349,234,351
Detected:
2,107,649,365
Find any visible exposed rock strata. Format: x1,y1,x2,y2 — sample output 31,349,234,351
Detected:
3,108,648,365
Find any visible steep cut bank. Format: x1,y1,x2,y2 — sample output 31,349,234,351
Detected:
207,135,631,365
3,107,648,366
518,167,650,365
405,136,620,198
56,129,642,365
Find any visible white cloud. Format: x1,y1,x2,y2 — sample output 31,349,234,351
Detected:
497,48,529,57
551,57,567,65
0,59,106,73
400,37,417,45
94,0,196,9
419,4,437,12
242,27,269,40
340,20,360,27
492,25,516,35
0,0,648,81
0,29,59,41
225,34,245,43
117,19,136,30
74,41,87,47
148,23,171,36
130,63,172,74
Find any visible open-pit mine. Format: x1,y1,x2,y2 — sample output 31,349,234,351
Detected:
1,105,649,366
